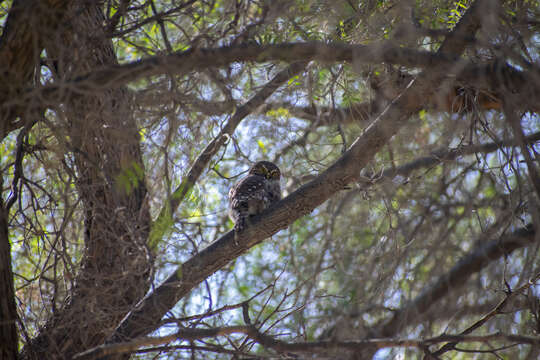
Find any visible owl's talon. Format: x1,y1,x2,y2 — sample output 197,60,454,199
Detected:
234,217,246,233
232,219,245,246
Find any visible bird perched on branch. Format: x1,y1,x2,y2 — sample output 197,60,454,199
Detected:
228,161,282,232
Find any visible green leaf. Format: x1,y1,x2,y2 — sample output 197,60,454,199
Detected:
257,139,267,153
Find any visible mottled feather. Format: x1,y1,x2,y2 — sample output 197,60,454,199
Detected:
228,161,282,232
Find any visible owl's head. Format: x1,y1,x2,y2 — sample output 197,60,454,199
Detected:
249,161,281,180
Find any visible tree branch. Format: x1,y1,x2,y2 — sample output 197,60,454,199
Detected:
0,0,69,139
150,61,307,246
503,103,540,200
77,324,540,360
326,2,516,359
374,131,540,181
379,225,536,336
432,271,540,357
1,41,536,125
175,81,510,127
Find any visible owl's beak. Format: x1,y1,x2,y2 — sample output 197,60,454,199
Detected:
261,165,270,178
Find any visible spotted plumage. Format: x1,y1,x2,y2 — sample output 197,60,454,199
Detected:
228,161,282,232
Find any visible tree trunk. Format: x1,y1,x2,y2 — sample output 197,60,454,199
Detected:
21,2,152,359
0,195,17,360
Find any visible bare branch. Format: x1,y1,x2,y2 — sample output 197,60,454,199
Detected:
77,324,540,360
433,271,540,356
503,104,540,200
375,131,540,181
379,225,536,336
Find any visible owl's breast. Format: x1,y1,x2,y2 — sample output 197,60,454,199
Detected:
264,179,281,204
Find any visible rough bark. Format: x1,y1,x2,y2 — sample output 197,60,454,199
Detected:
20,2,152,359
0,189,17,360
0,0,69,139
0,1,70,359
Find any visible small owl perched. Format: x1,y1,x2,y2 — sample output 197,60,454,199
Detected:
228,161,282,232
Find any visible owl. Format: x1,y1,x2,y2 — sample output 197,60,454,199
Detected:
228,161,282,232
